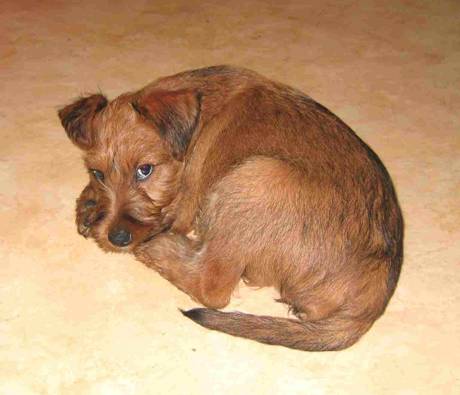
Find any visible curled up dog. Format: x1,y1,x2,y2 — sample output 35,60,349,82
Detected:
58,66,403,351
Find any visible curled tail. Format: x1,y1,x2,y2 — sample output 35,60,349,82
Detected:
181,309,373,351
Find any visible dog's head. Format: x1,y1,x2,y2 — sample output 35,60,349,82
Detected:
58,89,201,252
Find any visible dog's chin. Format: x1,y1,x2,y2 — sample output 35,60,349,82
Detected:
94,239,138,254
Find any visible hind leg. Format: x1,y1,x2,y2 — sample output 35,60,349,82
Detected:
134,232,244,309
277,277,348,322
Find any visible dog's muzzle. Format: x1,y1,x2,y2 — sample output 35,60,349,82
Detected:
108,228,132,247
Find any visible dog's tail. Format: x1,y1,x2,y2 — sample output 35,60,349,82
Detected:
181,308,373,351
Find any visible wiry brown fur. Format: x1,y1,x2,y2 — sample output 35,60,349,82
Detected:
59,65,403,351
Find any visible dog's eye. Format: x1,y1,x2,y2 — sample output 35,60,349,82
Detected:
90,169,104,182
136,164,154,181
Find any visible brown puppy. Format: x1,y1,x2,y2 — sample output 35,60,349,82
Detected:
59,66,403,351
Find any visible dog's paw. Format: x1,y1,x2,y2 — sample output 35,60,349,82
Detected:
76,184,104,238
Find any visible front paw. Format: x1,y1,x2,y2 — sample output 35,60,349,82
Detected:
76,185,104,238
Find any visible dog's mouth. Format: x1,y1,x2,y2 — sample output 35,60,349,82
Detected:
100,224,170,253
142,223,172,243
91,213,171,252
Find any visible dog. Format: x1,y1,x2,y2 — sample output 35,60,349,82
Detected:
58,65,403,351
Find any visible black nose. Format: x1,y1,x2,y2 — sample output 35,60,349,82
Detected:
108,228,132,247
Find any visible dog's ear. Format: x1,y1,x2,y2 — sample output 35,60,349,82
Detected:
132,89,201,161
58,94,108,150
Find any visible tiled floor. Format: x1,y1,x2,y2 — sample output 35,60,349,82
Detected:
1,1,459,394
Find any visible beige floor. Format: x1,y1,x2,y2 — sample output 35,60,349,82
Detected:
1,0,459,394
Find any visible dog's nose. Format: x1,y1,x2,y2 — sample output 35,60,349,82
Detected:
108,228,132,247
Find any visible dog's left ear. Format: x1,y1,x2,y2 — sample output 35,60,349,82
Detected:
58,94,108,150
132,89,201,161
